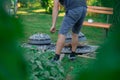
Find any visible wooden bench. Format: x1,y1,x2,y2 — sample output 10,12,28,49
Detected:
83,6,113,36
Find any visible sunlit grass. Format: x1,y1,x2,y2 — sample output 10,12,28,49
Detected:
58,12,65,16
32,9,45,13
17,8,46,15
17,11,28,14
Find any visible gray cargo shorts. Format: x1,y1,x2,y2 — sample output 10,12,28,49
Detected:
59,6,87,35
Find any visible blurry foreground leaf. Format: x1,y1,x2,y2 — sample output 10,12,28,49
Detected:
0,0,28,80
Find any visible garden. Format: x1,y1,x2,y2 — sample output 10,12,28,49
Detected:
0,0,120,80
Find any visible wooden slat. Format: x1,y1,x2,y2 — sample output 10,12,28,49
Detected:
87,9,113,14
78,55,96,59
83,21,111,28
88,6,113,11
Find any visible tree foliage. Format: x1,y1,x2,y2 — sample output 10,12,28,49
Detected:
87,0,101,6
40,0,53,14
18,0,36,7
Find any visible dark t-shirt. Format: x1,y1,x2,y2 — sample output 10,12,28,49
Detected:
59,0,87,10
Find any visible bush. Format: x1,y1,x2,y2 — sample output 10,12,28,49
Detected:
24,46,66,80
40,0,53,14
87,0,101,6
19,0,40,8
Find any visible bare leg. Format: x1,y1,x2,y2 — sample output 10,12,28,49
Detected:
56,34,66,55
71,33,78,52
68,33,78,60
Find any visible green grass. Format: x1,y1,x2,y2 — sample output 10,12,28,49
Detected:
62,55,94,79
18,8,106,45
17,8,107,79
18,9,58,42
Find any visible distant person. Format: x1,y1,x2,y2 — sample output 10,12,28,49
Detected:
50,0,87,62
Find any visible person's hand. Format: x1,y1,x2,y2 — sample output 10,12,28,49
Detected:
50,26,56,33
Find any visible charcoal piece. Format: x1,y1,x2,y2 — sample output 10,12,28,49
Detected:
28,33,51,45
61,45,98,54
65,32,87,43
47,43,56,52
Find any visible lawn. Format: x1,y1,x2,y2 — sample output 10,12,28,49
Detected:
18,8,107,79
18,8,106,45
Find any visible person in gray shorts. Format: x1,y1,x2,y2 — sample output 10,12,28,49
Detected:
50,0,87,62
